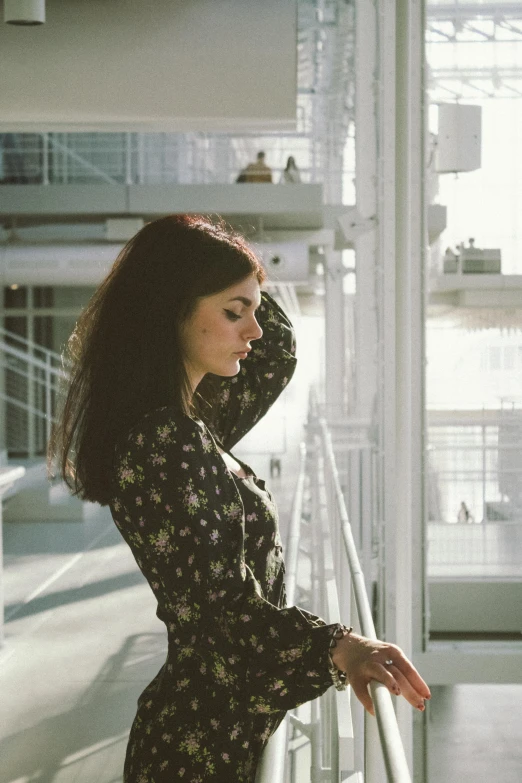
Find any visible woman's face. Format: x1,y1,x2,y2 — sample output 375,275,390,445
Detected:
181,275,263,390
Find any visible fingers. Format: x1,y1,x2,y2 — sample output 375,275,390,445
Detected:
387,665,427,712
387,649,431,700
370,662,402,697
350,668,427,716
351,679,375,716
350,664,400,716
339,634,431,715
349,656,430,716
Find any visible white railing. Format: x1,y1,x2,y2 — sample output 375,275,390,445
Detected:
0,329,63,457
318,420,411,782
0,132,355,195
258,416,412,782
427,520,522,578
427,408,522,525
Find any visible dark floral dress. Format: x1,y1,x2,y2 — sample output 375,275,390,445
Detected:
110,293,337,783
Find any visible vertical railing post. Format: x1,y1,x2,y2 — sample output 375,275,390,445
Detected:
311,436,322,782
137,133,145,184
125,132,133,185
63,133,69,184
161,133,167,185
26,298,35,459
42,133,50,185
45,353,52,447
482,420,487,522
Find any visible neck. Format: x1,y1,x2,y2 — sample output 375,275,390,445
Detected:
186,366,204,397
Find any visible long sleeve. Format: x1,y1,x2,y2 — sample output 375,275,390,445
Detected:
204,291,297,450
111,407,336,714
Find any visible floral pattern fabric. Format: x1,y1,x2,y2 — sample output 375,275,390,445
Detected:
110,293,337,782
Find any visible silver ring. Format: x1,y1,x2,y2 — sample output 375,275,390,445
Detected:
384,659,394,666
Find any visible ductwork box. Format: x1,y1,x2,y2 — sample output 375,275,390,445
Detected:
436,104,482,174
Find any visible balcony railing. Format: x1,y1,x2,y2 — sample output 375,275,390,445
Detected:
0,132,355,202
0,328,63,457
257,411,412,782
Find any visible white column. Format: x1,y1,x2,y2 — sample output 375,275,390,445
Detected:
324,250,345,420
354,0,378,422
379,0,427,774
378,0,398,659
408,2,429,779
394,0,414,762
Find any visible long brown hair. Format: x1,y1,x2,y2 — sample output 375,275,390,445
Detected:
49,214,266,506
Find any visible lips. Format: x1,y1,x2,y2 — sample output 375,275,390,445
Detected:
234,352,249,359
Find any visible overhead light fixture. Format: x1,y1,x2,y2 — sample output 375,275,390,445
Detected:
4,0,45,25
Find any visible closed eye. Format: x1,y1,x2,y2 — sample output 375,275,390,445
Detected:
224,309,241,321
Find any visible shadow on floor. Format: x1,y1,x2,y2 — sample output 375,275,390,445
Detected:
4,570,148,622
3,513,120,557
0,633,167,783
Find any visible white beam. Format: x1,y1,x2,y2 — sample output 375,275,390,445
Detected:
415,651,522,684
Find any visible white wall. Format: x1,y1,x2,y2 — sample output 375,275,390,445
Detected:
0,0,297,132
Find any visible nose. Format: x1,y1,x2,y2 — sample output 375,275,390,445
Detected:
245,314,263,341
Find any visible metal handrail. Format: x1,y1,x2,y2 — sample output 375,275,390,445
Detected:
0,327,63,365
0,392,56,422
319,418,412,783
255,443,308,783
1,342,64,378
258,415,412,782
0,329,65,456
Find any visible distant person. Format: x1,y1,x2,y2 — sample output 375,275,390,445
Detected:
270,454,282,478
457,501,474,524
236,150,273,183
280,156,301,184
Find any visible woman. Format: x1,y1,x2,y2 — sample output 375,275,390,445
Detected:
280,156,301,184
50,215,430,782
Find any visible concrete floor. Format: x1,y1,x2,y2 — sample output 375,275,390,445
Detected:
2,479,522,782
1,505,164,783
427,684,522,782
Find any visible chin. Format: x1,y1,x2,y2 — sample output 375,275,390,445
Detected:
215,360,241,377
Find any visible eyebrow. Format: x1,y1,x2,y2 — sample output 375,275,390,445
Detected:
227,296,260,308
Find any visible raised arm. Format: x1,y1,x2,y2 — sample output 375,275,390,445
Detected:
205,291,297,450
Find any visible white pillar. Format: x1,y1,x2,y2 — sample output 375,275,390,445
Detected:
354,0,378,422
394,0,414,762
379,0,427,775
324,250,345,420
408,2,430,779
378,0,398,669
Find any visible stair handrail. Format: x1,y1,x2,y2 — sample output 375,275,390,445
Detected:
319,417,412,782
0,341,65,379
0,327,63,365
255,443,308,783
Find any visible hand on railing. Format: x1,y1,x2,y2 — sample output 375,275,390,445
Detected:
330,630,431,716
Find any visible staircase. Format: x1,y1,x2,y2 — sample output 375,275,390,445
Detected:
0,329,84,522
